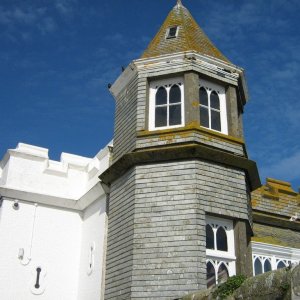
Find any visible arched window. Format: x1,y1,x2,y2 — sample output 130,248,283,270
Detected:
277,261,286,269
206,224,214,250
264,259,272,273
199,87,209,128
206,216,235,285
169,85,182,126
254,258,263,275
210,91,221,131
150,79,184,130
252,244,300,276
216,227,228,251
218,263,229,284
199,80,227,134
206,261,216,288
155,87,168,127
155,86,167,105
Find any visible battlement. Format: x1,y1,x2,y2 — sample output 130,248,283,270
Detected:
0,142,112,208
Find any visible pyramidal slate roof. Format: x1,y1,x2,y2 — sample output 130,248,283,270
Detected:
141,0,230,63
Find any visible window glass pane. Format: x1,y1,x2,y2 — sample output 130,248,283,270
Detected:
206,262,216,288
210,91,220,110
199,87,208,106
277,261,286,269
168,26,177,38
254,258,263,275
156,87,167,105
200,107,209,128
169,104,181,126
211,110,221,131
264,259,272,273
218,263,229,284
155,107,167,127
206,225,214,250
216,227,228,251
169,85,181,104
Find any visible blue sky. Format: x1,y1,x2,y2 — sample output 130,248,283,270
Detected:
0,0,299,190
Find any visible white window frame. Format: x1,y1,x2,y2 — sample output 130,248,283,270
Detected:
252,241,300,276
149,77,184,131
165,26,179,39
199,79,228,135
206,216,236,286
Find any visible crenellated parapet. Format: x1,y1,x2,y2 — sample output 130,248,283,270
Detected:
0,142,112,209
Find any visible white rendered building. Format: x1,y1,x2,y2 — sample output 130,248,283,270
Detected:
0,142,111,300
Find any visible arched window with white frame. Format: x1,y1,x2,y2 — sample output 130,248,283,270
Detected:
206,215,235,288
199,79,227,134
277,260,288,269
252,242,300,276
254,257,263,275
149,78,184,131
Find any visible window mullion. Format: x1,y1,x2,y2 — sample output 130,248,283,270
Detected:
215,261,219,285
213,227,217,250
208,91,212,129
167,87,170,126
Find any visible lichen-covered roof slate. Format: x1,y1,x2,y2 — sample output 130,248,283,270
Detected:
141,2,230,63
251,178,300,219
252,223,300,248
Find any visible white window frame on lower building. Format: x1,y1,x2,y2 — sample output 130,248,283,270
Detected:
206,215,236,288
149,77,184,131
252,241,300,276
199,79,228,135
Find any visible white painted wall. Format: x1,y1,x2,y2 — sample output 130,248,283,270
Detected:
0,199,82,300
77,194,107,300
1,144,93,200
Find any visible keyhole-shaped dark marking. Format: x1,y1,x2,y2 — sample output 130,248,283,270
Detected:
89,246,93,269
35,267,41,289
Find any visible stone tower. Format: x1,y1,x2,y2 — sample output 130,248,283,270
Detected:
101,1,260,299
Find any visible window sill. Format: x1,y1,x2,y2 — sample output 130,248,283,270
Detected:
149,124,184,132
206,250,236,260
200,125,228,136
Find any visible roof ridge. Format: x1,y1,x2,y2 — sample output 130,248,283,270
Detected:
178,3,193,50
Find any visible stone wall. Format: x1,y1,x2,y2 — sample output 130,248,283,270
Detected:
181,265,300,300
112,74,138,163
104,159,250,299
105,167,136,299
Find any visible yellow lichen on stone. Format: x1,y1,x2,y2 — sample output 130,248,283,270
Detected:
141,3,230,63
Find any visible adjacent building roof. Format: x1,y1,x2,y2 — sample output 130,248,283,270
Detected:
141,0,230,63
251,178,300,247
252,178,300,219
252,223,300,249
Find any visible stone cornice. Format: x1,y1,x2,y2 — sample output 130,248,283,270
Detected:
135,51,242,74
100,143,260,191
253,211,300,231
0,183,106,211
110,51,248,105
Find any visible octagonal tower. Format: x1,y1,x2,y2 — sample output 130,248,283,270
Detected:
101,1,260,299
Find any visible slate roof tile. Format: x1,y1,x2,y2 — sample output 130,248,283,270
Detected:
252,223,300,248
251,178,300,219
141,1,230,63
